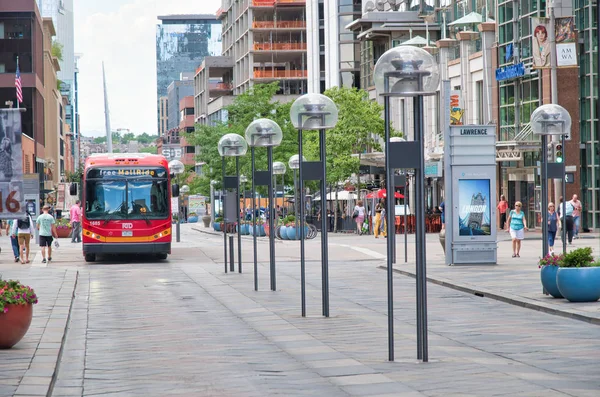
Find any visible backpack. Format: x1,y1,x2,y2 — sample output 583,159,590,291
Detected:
18,216,30,229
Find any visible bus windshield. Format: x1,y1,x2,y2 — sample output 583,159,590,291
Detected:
85,168,169,221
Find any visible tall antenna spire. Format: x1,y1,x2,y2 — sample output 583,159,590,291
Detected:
102,61,113,153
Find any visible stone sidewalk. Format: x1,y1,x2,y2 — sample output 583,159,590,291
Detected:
0,266,78,397
193,225,600,324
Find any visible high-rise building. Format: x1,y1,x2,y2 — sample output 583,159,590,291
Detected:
306,0,362,93
218,0,308,95
37,0,78,165
349,1,598,230
574,0,599,229
195,0,308,124
0,0,46,177
156,14,221,131
167,73,194,132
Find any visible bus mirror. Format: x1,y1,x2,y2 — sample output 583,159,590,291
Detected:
172,184,180,198
69,183,77,196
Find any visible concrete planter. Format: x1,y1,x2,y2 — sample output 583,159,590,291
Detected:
540,265,563,299
557,267,600,302
202,215,211,227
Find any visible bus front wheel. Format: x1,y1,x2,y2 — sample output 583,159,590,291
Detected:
84,253,96,262
156,253,168,260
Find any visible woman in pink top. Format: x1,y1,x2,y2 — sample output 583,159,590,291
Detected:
70,200,82,243
497,195,509,230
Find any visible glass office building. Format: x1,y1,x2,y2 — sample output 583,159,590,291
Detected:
156,15,221,130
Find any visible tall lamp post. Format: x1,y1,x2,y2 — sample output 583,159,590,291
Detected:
289,155,306,237
530,104,571,256
218,134,248,273
272,162,286,219
374,46,440,362
180,185,190,223
240,174,248,218
245,119,283,291
168,159,185,243
290,94,338,318
210,179,217,228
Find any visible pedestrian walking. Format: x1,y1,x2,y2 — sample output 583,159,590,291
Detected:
353,200,366,235
6,219,20,262
374,199,386,238
569,194,582,238
497,195,509,230
439,201,445,230
36,204,58,264
16,212,34,264
547,202,561,254
558,196,575,244
70,200,82,243
506,201,528,258
380,206,387,237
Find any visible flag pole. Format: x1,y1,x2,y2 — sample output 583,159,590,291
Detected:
16,56,19,110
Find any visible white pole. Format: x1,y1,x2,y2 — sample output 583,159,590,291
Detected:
102,62,113,153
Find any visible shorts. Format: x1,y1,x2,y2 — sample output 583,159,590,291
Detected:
509,228,524,240
355,215,365,223
18,233,31,249
40,235,54,247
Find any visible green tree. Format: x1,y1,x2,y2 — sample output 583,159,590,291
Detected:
51,40,63,61
140,146,157,154
121,132,136,144
303,87,394,231
187,82,299,197
93,136,106,144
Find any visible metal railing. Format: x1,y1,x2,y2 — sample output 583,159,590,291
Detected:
253,42,307,51
252,20,306,28
253,69,308,78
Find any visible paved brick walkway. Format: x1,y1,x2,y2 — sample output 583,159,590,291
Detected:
47,227,600,396
2,225,599,396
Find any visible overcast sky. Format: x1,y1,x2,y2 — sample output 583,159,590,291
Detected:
75,0,218,137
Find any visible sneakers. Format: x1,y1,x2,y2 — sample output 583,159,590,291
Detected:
42,258,47,264
48,257,52,263
14,257,19,263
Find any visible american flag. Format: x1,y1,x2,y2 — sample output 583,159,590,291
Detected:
15,63,23,103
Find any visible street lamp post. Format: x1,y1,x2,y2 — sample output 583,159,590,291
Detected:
245,119,283,291
180,185,190,225
218,134,248,274
374,45,440,362
531,104,572,256
289,155,306,238
168,159,185,243
272,162,286,221
291,94,339,318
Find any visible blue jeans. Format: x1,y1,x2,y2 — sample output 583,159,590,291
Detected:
573,216,580,236
10,236,19,258
548,230,556,248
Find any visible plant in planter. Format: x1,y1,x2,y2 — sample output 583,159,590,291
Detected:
214,217,223,232
556,247,600,302
0,278,39,348
538,253,565,298
188,212,198,223
55,218,72,238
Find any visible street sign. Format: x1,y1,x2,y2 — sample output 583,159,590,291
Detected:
565,173,575,184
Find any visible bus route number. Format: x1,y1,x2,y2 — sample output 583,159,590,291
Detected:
0,191,21,213
90,221,101,226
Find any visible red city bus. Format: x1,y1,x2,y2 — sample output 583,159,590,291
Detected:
71,153,177,262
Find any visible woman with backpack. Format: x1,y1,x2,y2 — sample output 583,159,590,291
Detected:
16,212,34,264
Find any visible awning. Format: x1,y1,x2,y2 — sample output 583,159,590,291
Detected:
313,191,358,201
399,36,433,46
448,12,482,26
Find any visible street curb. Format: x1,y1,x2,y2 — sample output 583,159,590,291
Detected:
14,269,79,397
379,266,600,326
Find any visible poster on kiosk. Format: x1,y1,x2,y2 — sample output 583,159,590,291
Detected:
453,169,496,242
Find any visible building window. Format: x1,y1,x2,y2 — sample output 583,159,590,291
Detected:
185,146,195,154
